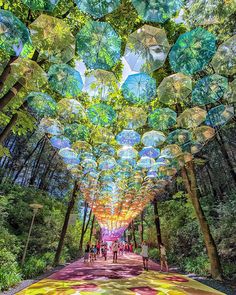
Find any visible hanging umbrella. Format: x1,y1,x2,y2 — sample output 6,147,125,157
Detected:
124,25,170,73
160,144,182,159
84,70,117,100
59,148,78,160
116,130,140,146
48,64,83,98
0,10,30,56
29,14,75,63
94,143,115,157
118,107,147,130
76,21,121,70
158,73,192,105
122,73,156,105
117,146,138,159
131,0,183,23
148,108,177,131
87,103,117,127
57,99,85,122
177,107,207,128
72,141,92,154
211,35,236,76
141,130,166,147
167,129,192,146
137,157,155,169
169,27,216,75
98,155,117,171
91,126,114,144
192,74,228,106
224,79,236,104
192,126,215,144
26,92,57,117
139,147,160,159
39,118,62,135
64,123,90,142
205,105,234,127
21,0,60,11
74,0,121,18
50,136,71,149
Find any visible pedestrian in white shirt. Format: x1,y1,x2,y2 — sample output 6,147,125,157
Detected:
112,240,119,263
141,241,149,270
160,243,169,272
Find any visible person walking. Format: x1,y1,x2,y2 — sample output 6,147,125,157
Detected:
90,244,95,262
112,240,119,263
160,243,169,272
141,241,149,271
84,243,90,263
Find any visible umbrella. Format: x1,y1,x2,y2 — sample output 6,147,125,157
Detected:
48,64,83,98
0,9,30,56
21,0,60,11
141,130,166,147
58,148,78,159
167,129,192,146
192,126,215,144
157,73,192,105
64,123,90,142
26,92,57,117
124,25,170,73
160,144,182,159
72,141,92,154
116,130,140,146
148,108,177,131
94,143,115,157
117,146,138,159
122,73,156,105
29,14,75,63
211,35,236,76
74,0,121,18
137,157,155,169
91,126,114,144
131,0,183,23
84,70,117,100
191,74,228,106
169,27,216,75
87,103,117,127
98,155,117,171
76,21,121,70
224,79,236,104
177,107,207,128
205,105,234,127
57,99,85,122
118,106,147,130
39,118,62,135
50,136,71,149
139,147,160,159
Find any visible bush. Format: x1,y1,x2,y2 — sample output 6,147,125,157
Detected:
180,255,210,276
22,255,47,279
149,248,160,261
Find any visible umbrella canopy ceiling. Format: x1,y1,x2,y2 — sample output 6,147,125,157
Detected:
21,0,60,11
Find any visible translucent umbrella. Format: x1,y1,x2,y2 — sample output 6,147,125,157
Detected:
29,14,75,63
192,126,215,144
160,144,182,159
72,141,92,154
39,118,62,135
48,64,83,98
118,106,147,130
74,0,121,18
191,74,228,106
205,105,234,127
211,35,236,76
169,27,216,75
124,25,170,73
50,136,71,149
76,21,121,70
26,92,57,117
177,107,207,128
117,146,138,159
224,79,236,104
21,0,60,11
91,126,114,144
116,130,140,146
137,157,155,169
87,103,117,127
148,108,177,131
141,130,166,147
157,73,192,105
94,143,115,157
57,99,85,122
64,123,90,142
131,0,183,23
122,73,156,105
139,147,160,159
98,155,117,171
167,129,192,146
0,9,30,56
59,148,78,159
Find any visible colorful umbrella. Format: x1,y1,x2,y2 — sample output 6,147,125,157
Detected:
64,123,90,142
191,74,228,106
21,0,60,11
148,108,177,131
58,148,78,159
169,27,216,75
167,129,192,146
160,144,182,159
76,21,121,70
94,143,115,157
39,118,62,135
57,99,85,122
74,0,121,18
137,157,155,169
158,73,192,105
131,0,183,23
224,79,236,104
122,73,156,105
72,141,92,154
177,107,207,128
141,131,166,147
26,92,57,117
205,105,234,127
91,126,114,144
87,103,116,127
124,25,170,73
117,146,138,159
119,107,147,130
98,155,117,171
50,136,71,149
116,130,140,146
0,9,30,56
192,126,215,144
48,64,83,98
139,147,160,159
211,35,236,76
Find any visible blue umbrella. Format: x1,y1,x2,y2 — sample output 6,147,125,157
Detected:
116,130,141,146
192,74,228,106
76,21,121,70
74,0,121,18
141,131,166,147
205,105,234,127
0,10,30,56
169,27,216,75
122,73,156,105
139,147,160,159
137,156,155,169
48,64,83,98
50,136,71,149
21,0,59,11
131,0,183,23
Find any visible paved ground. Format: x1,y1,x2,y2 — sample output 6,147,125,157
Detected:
16,253,225,295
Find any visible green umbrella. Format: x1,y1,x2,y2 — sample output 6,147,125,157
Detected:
21,0,60,11
148,108,177,131
177,107,207,128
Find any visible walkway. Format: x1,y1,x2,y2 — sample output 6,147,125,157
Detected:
17,253,225,294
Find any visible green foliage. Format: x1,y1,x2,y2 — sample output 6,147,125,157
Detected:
180,255,210,277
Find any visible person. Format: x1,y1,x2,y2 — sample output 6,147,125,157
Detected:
160,243,169,272
84,243,90,263
90,244,95,262
96,241,100,256
129,243,133,253
103,243,107,261
141,241,149,270
93,244,97,260
112,240,119,263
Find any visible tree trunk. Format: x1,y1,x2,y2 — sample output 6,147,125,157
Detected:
0,56,18,92
140,211,144,243
89,215,95,244
181,161,223,280
0,81,24,110
152,197,162,251
38,151,57,189
131,221,137,248
79,202,88,251
54,181,79,266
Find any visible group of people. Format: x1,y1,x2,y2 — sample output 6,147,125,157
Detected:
84,240,169,272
